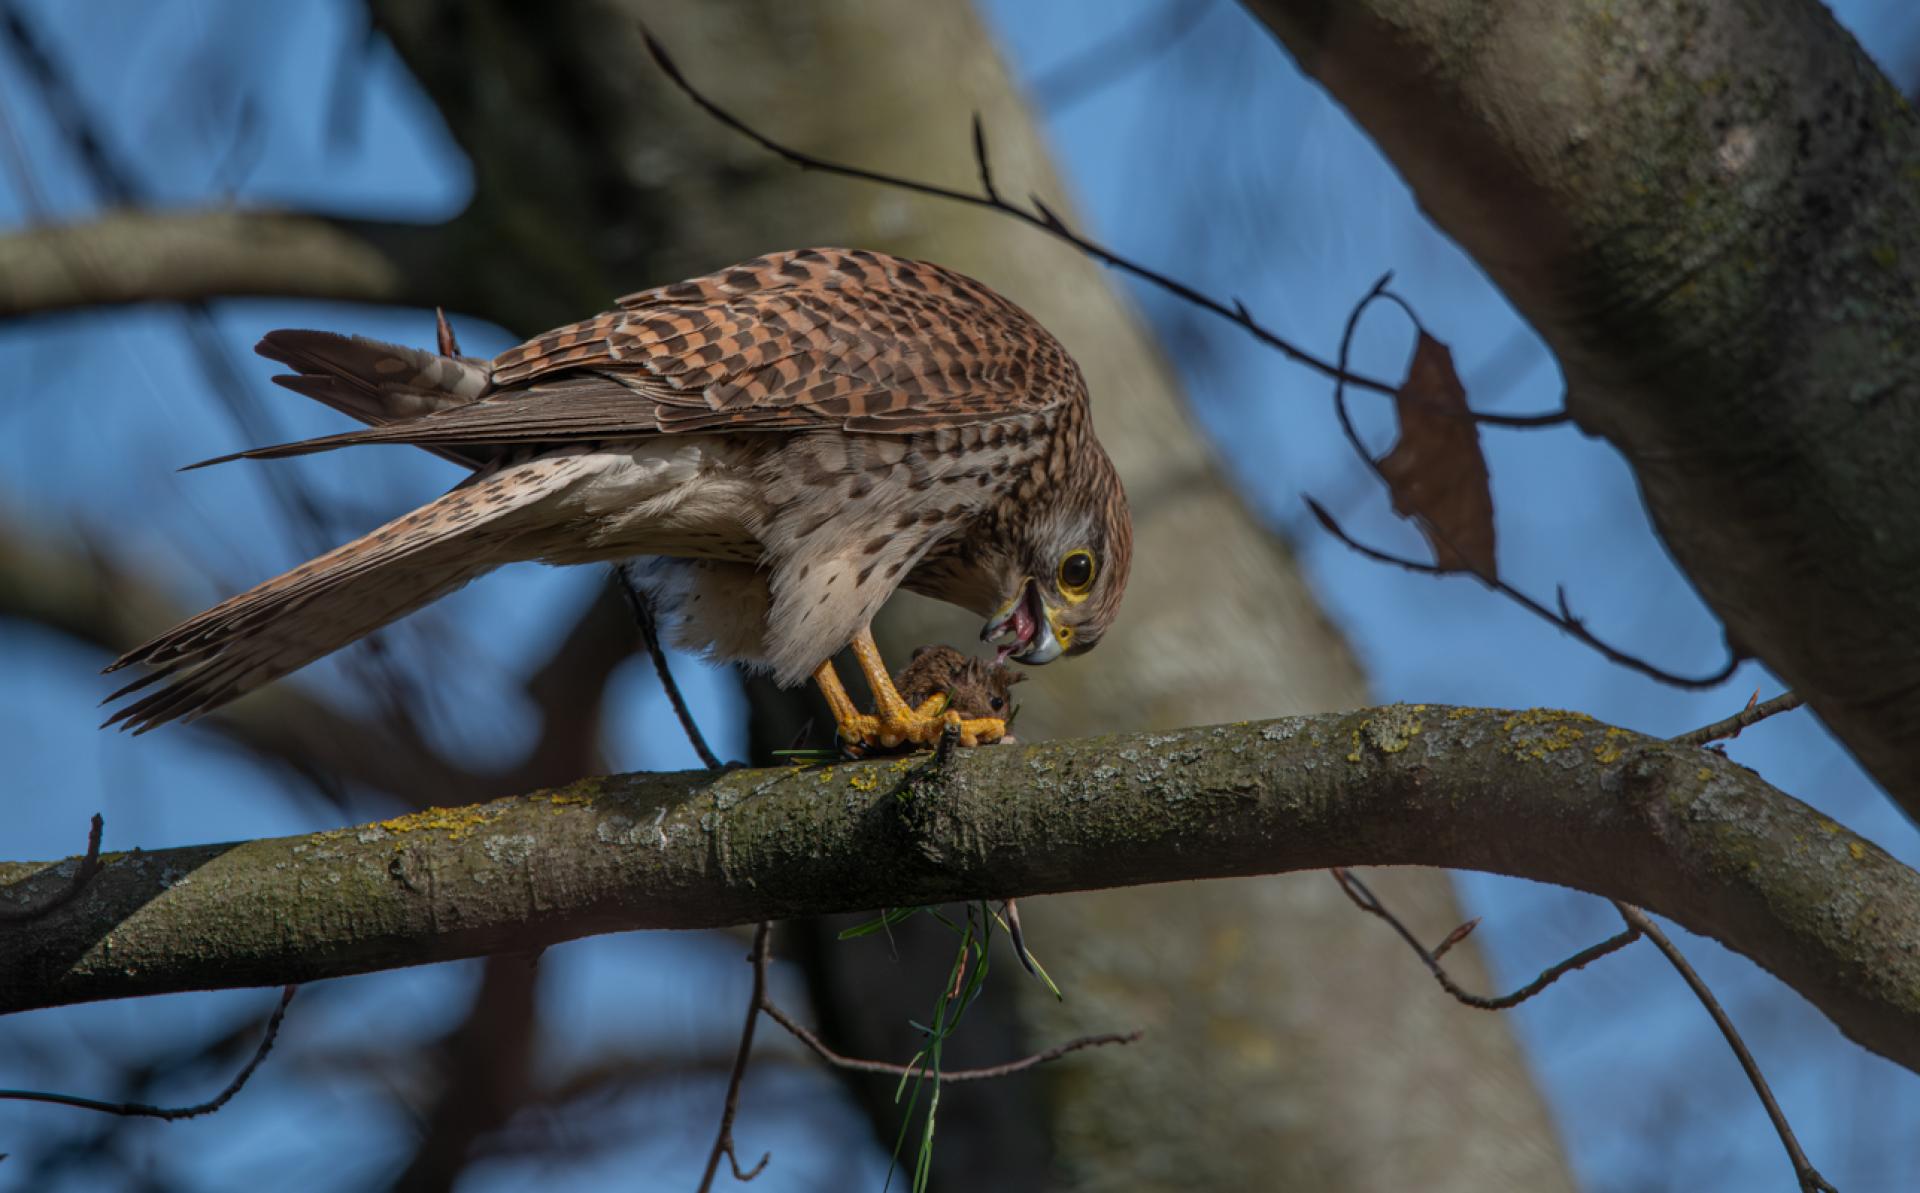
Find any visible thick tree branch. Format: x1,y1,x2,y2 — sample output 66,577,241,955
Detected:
4,707,1916,1077
1243,0,1920,814
0,209,450,318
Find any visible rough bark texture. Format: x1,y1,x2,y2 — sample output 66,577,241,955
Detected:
5,707,1917,1078
1244,0,1920,815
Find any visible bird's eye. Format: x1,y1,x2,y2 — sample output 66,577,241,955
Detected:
990,696,1006,711
1057,549,1096,597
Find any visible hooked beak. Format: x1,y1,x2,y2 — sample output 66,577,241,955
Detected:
981,578,1065,665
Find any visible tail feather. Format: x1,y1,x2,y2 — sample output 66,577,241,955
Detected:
249,329,496,467
104,454,589,732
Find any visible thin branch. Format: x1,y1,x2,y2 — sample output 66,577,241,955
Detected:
1000,897,1039,979
1305,497,1740,689
0,985,295,1119
698,910,1134,1186
615,566,724,771
1330,868,1641,1010
1673,690,1805,748
0,813,102,923
0,66,50,214
760,999,1136,1084
1317,275,1739,690
640,29,1564,428
1613,904,1839,1193
698,924,772,1192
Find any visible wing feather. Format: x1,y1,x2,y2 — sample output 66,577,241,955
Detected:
104,454,589,731
218,248,1083,464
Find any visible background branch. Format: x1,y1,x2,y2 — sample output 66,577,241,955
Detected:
0,208,442,319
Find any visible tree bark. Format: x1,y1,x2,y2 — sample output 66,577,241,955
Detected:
1243,0,1920,816
5,708,1917,1077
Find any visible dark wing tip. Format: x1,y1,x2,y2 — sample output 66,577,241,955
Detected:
179,449,254,472
253,327,348,365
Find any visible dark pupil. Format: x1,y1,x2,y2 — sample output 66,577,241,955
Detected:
1063,553,1093,588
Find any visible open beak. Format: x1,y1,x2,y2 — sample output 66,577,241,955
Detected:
981,578,1065,665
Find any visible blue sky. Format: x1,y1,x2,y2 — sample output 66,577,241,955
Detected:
2,1,1917,1189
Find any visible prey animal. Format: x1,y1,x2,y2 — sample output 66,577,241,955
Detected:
104,249,1132,751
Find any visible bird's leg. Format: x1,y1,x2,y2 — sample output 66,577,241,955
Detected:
812,626,1006,751
851,626,1006,747
810,656,881,751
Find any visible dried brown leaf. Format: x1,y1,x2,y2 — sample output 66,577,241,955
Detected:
1377,333,1497,578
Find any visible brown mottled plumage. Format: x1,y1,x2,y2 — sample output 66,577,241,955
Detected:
105,249,1132,748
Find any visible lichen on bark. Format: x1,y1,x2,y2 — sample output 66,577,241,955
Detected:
5,706,1917,1077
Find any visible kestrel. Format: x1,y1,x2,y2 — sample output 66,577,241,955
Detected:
104,248,1132,751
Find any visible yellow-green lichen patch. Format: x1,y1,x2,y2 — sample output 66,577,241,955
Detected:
1347,706,1426,763
1503,708,1595,762
847,769,881,793
1593,726,1632,764
526,777,608,815
377,802,510,842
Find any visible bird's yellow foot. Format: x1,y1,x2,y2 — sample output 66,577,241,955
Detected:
812,628,1007,754
835,697,1007,751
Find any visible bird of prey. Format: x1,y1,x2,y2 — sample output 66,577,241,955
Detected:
104,248,1132,751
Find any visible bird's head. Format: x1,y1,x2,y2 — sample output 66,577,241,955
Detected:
981,448,1131,666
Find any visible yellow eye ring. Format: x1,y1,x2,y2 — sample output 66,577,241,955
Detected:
1057,549,1096,600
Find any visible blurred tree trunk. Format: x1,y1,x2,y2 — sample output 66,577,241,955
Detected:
372,2,1559,1190
373,1,1570,1188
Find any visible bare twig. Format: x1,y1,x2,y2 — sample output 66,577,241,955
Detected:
1332,833,1833,1189
1672,690,1805,748
703,906,1133,1193
640,30,1564,429
1330,868,1641,1011
0,985,295,1119
1612,904,1838,1193
0,813,103,924
615,566,724,771
1315,276,1740,690
759,1000,1137,1084
1000,898,1039,978
698,924,772,1192
1305,497,1740,690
